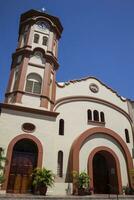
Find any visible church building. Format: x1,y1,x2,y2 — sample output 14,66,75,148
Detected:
0,9,134,195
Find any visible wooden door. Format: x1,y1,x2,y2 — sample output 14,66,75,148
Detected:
93,153,109,194
93,151,119,194
7,151,36,193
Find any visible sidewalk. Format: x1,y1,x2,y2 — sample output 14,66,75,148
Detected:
0,194,134,200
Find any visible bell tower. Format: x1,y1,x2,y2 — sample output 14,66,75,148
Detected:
5,9,63,111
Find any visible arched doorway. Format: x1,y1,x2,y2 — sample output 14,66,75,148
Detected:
70,127,133,194
7,139,38,193
93,150,118,194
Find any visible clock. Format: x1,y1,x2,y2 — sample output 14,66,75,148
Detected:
36,21,49,30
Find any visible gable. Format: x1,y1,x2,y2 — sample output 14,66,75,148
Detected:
56,77,128,112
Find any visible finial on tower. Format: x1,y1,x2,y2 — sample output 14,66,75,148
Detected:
41,7,46,12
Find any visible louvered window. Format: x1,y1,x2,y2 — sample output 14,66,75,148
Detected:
25,73,42,94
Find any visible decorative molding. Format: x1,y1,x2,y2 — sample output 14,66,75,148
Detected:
5,91,55,105
89,83,99,93
70,127,134,193
56,76,126,102
88,120,105,126
28,62,45,69
22,123,36,133
0,103,59,117
40,62,51,108
20,9,63,38
88,146,122,194
54,95,132,124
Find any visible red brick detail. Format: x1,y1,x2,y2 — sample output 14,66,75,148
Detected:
70,127,133,191
88,146,122,194
40,63,51,108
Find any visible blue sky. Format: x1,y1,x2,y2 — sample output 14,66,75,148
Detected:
0,0,134,101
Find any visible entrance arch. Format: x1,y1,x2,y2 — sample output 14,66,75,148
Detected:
7,139,38,193
88,147,122,194
70,127,133,193
3,134,43,193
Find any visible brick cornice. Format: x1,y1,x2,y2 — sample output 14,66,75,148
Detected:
0,103,59,117
15,45,32,52
5,91,55,105
12,48,59,70
45,54,59,69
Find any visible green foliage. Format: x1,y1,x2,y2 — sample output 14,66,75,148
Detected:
0,148,6,171
32,168,55,188
0,148,6,184
72,170,90,189
0,174,5,184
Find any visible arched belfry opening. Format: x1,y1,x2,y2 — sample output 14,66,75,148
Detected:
93,150,119,194
7,139,38,193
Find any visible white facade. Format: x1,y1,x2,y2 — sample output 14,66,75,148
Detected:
0,9,134,196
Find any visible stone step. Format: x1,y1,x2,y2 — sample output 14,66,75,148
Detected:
0,195,134,200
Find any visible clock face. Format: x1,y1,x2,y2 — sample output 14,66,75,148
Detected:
37,21,49,30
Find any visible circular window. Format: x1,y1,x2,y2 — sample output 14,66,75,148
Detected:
89,83,99,93
22,123,36,133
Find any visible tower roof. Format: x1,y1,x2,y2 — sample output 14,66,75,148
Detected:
20,9,63,35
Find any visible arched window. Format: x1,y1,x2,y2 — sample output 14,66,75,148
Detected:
57,151,63,177
25,73,42,94
42,36,48,46
93,110,99,121
125,129,130,143
100,112,105,123
59,119,64,135
34,34,39,43
87,109,92,121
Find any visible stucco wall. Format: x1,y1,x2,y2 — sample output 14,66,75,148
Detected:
0,108,57,172
55,100,133,153
56,78,128,112
0,77,133,195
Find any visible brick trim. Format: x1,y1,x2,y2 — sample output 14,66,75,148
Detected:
70,127,133,192
88,146,122,194
14,56,29,103
40,63,51,108
50,71,56,111
0,103,59,117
